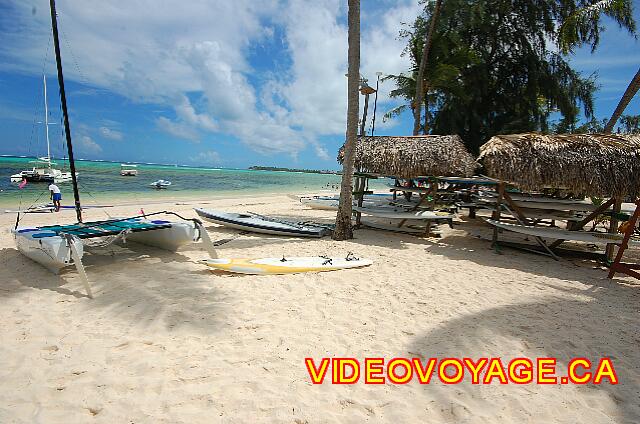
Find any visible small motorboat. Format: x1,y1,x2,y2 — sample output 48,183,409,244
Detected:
150,179,171,189
120,164,138,176
195,208,331,237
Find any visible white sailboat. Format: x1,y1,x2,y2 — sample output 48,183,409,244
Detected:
11,0,215,298
10,75,75,184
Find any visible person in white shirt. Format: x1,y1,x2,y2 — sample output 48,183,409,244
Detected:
48,183,62,212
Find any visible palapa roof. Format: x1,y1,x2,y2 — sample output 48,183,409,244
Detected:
337,135,477,179
478,133,640,197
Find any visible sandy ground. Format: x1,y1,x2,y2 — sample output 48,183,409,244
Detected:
0,194,639,423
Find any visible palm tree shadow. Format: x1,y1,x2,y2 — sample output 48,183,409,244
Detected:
407,283,640,422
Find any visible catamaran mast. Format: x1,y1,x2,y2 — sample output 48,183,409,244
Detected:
43,74,51,164
49,0,82,222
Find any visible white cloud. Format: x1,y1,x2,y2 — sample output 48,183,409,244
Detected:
0,0,421,159
156,117,200,142
191,150,221,165
78,135,102,153
99,126,123,141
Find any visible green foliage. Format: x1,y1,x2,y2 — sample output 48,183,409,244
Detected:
387,0,636,153
563,114,640,133
559,0,636,54
618,114,640,134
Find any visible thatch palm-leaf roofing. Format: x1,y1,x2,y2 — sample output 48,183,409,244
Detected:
337,135,476,178
478,133,640,197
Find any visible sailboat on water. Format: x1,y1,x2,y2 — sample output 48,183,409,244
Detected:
10,75,75,184
12,0,215,298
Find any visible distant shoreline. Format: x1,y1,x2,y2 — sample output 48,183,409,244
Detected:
248,166,340,175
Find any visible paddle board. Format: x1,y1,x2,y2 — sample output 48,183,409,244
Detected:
485,218,640,245
202,256,372,275
195,208,330,237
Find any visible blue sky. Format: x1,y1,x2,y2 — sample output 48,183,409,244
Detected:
0,1,638,170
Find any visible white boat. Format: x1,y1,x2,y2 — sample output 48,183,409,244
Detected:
485,218,640,245
353,206,455,220
9,75,74,184
150,179,171,189
202,254,372,275
120,164,138,176
477,193,637,214
13,216,200,274
300,194,405,211
195,208,330,237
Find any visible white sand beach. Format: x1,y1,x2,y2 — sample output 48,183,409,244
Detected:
1,194,638,423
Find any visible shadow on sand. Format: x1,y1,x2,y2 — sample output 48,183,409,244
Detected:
0,242,227,334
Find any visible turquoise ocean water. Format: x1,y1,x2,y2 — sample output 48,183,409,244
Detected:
0,156,385,210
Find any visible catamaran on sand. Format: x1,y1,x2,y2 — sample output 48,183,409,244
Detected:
12,0,215,299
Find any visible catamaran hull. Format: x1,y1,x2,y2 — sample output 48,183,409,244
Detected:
126,221,198,251
12,229,82,274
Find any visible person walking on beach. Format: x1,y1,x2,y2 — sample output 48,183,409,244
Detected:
49,183,62,212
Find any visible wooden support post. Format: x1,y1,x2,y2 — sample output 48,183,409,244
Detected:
605,197,622,262
354,176,365,227
608,199,640,280
547,197,616,249
501,198,560,261
492,182,505,247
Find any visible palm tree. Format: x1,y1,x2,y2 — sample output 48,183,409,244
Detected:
558,0,636,133
413,0,443,135
604,67,640,133
333,0,360,241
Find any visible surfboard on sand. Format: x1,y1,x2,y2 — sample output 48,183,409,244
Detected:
353,206,454,220
202,255,372,275
485,218,640,245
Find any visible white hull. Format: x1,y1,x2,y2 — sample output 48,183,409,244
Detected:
195,208,329,237
486,218,639,245
13,219,198,273
12,228,82,273
353,206,455,220
126,221,198,251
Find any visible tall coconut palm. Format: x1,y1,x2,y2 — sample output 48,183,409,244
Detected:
333,0,360,241
413,0,443,135
558,0,636,133
604,67,640,133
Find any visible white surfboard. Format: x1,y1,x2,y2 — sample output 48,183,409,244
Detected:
353,206,454,220
485,218,639,245
202,255,372,275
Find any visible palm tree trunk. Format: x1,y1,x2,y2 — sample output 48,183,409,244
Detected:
413,0,442,136
423,86,429,134
604,66,640,133
333,0,360,241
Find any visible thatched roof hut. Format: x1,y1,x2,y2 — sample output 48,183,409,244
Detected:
478,133,640,197
337,135,477,179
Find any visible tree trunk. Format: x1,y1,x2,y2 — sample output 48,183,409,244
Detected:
333,0,360,241
413,0,442,136
423,86,429,134
604,66,640,133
